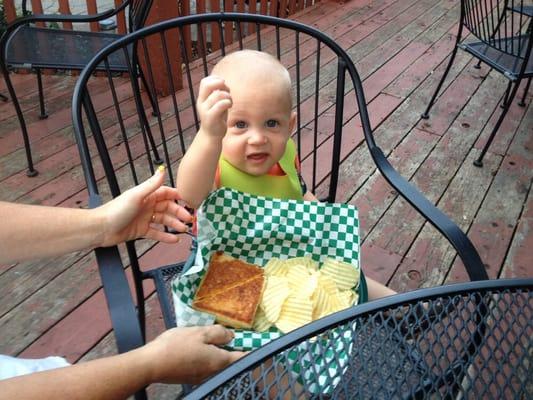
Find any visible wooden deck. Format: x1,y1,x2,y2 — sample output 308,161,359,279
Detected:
0,0,531,397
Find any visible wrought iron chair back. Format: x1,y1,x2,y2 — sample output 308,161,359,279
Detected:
72,13,489,399
129,0,153,31
422,0,532,167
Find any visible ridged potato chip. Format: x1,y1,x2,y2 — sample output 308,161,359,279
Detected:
339,290,357,307
286,264,310,291
328,292,347,313
261,276,290,323
318,274,338,295
282,256,319,272
253,307,272,332
276,295,313,333
321,258,359,291
312,286,331,320
289,271,319,299
255,256,359,333
264,258,288,277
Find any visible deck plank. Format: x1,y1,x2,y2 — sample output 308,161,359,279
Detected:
365,70,508,253
446,102,533,283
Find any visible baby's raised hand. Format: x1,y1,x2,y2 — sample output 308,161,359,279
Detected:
196,76,232,138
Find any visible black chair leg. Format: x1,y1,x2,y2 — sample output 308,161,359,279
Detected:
421,44,461,119
36,69,48,120
474,60,482,69
1,66,38,176
518,77,531,107
474,80,521,167
500,80,512,108
0,92,8,102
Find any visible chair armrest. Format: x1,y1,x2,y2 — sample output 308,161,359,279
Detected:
88,193,144,354
367,145,488,282
94,245,145,353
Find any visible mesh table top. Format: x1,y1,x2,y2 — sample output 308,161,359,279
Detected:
187,279,533,399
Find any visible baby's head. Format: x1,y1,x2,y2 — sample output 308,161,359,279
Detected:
212,50,296,176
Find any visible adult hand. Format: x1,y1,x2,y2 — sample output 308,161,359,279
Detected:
196,75,232,138
144,325,246,384
96,166,192,247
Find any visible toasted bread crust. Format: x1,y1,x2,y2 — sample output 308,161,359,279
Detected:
193,275,265,329
195,251,263,300
192,252,265,329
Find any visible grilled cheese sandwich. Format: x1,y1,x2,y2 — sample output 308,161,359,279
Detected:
192,252,265,329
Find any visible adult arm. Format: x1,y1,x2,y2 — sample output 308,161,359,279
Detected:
177,76,232,208
0,167,191,264
0,325,245,400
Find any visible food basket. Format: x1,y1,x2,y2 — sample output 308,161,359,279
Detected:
172,188,366,394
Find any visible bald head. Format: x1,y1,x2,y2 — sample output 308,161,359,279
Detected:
212,50,293,111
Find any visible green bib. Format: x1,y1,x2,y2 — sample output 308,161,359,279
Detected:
219,139,303,200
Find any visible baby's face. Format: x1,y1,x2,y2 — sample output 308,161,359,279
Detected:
222,80,295,176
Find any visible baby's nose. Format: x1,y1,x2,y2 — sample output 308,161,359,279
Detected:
247,129,267,144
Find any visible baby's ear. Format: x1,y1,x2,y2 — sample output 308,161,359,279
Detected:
289,111,297,134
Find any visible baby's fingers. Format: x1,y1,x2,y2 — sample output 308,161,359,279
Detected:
208,95,232,117
204,88,232,111
197,76,230,103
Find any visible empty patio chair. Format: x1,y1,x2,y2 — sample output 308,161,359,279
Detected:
421,0,532,167
72,13,489,399
0,0,155,176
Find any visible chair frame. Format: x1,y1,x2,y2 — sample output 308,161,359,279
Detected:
72,13,489,399
0,0,154,177
421,0,532,167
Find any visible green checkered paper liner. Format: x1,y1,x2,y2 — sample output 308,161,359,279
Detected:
172,188,360,394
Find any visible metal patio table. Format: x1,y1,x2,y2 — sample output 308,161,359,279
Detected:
187,278,532,399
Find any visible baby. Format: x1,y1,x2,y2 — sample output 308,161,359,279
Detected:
177,49,395,300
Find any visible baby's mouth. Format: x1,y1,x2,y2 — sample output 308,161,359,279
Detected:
247,153,269,163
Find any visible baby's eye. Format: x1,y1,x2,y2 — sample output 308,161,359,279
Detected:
235,121,247,129
265,119,279,128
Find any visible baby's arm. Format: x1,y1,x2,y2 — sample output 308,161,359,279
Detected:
366,277,397,300
176,76,232,208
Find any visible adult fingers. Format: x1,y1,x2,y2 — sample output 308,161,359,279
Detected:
144,228,181,244
151,185,178,200
202,325,235,346
226,350,247,363
206,348,247,376
154,211,190,233
127,166,166,201
153,200,192,224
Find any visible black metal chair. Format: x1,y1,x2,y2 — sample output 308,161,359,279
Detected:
71,13,489,399
0,0,154,176
421,0,532,167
